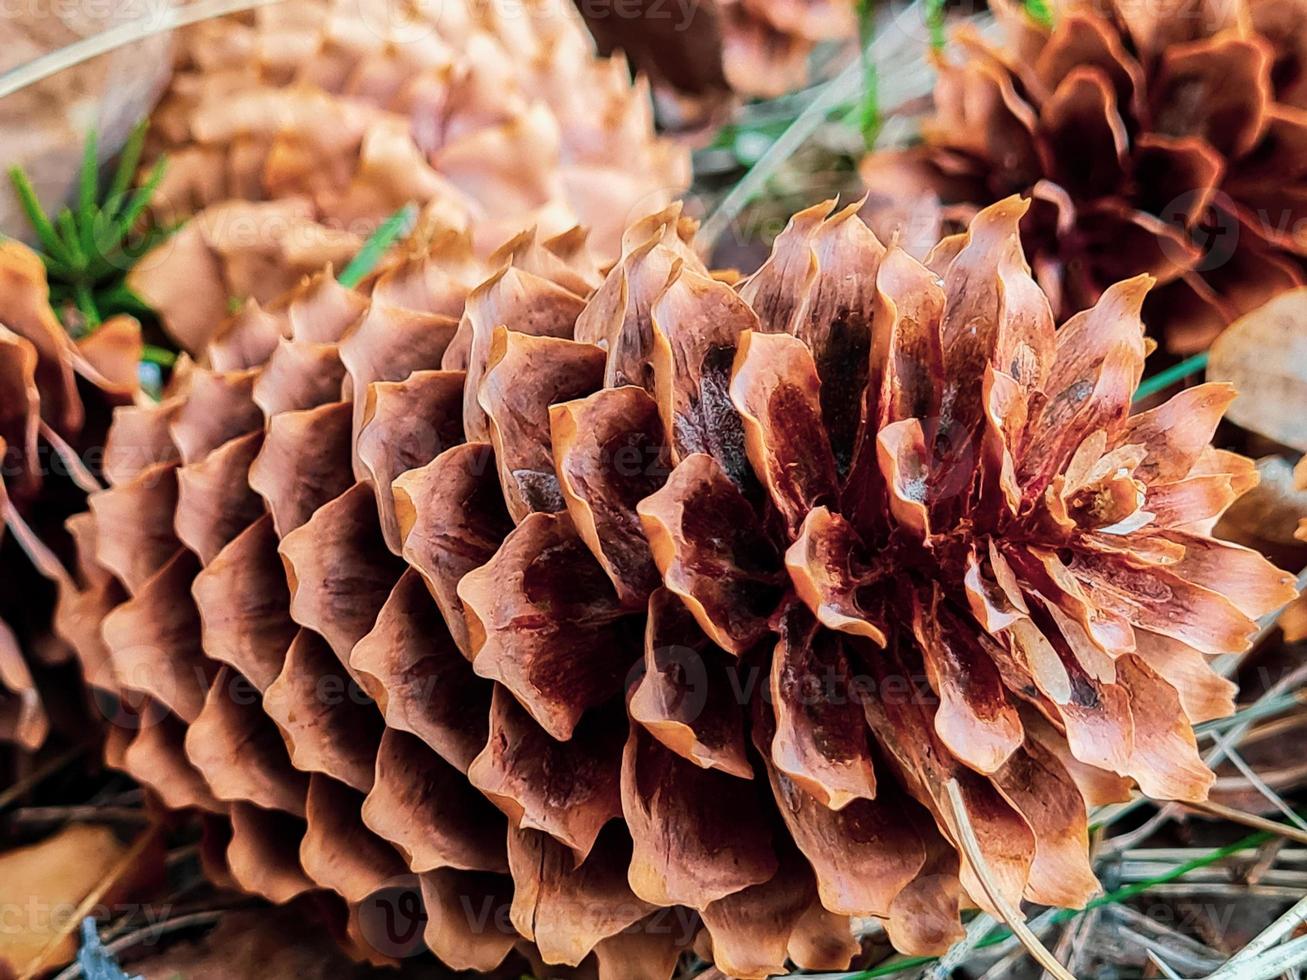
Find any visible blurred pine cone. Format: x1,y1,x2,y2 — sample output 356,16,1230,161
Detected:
0,241,140,749
861,0,1307,353
65,195,1295,976
129,0,689,353
575,0,856,127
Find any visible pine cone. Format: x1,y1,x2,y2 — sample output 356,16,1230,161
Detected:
718,0,856,97
67,196,1294,976
129,0,689,354
861,0,1307,353
0,241,140,749
575,0,855,122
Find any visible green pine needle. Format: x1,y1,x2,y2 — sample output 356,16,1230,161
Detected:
9,165,71,265
140,343,177,367
1024,0,1054,28
105,120,148,220
1134,351,1210,402
56,208,87,269
77,129,100,258
339,203,418,288
104,157,168,250
7,120,180,348
925,0,948,50
73,281,101,329
855,0,881,150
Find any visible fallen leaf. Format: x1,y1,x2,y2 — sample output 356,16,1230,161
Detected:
0,824,132,975
1208,288,1307,452
1217,456,1307,563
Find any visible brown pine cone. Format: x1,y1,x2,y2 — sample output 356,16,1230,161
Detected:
0,241,140,749
128,0,689,354
65,196,1294,976
861,0,1307,353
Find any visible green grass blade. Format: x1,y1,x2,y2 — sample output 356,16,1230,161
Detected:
8,167,73,264
339,203,417,288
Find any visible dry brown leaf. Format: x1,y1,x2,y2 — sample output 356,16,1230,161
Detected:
1208,288,1307,451
0,824,136,975
1217,456,1307,565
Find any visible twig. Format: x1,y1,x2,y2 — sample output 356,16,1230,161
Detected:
1207,896,1307,979
1197,692,1307,740
1207,934,1307,980
974,910,1063,980
920,913,996,978
7,805,148,826
1185,800,1307,846
1142,883,1307,901
0,0,287,99
1207,736,1307,834
1106,905,1224,974
943,779,1076,980
1145,950,1185,979
1101,803,1177,856
0,744,86,811
51,909,236,980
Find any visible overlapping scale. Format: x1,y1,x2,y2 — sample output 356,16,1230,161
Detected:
1,240,140,750
70,195,1297,978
